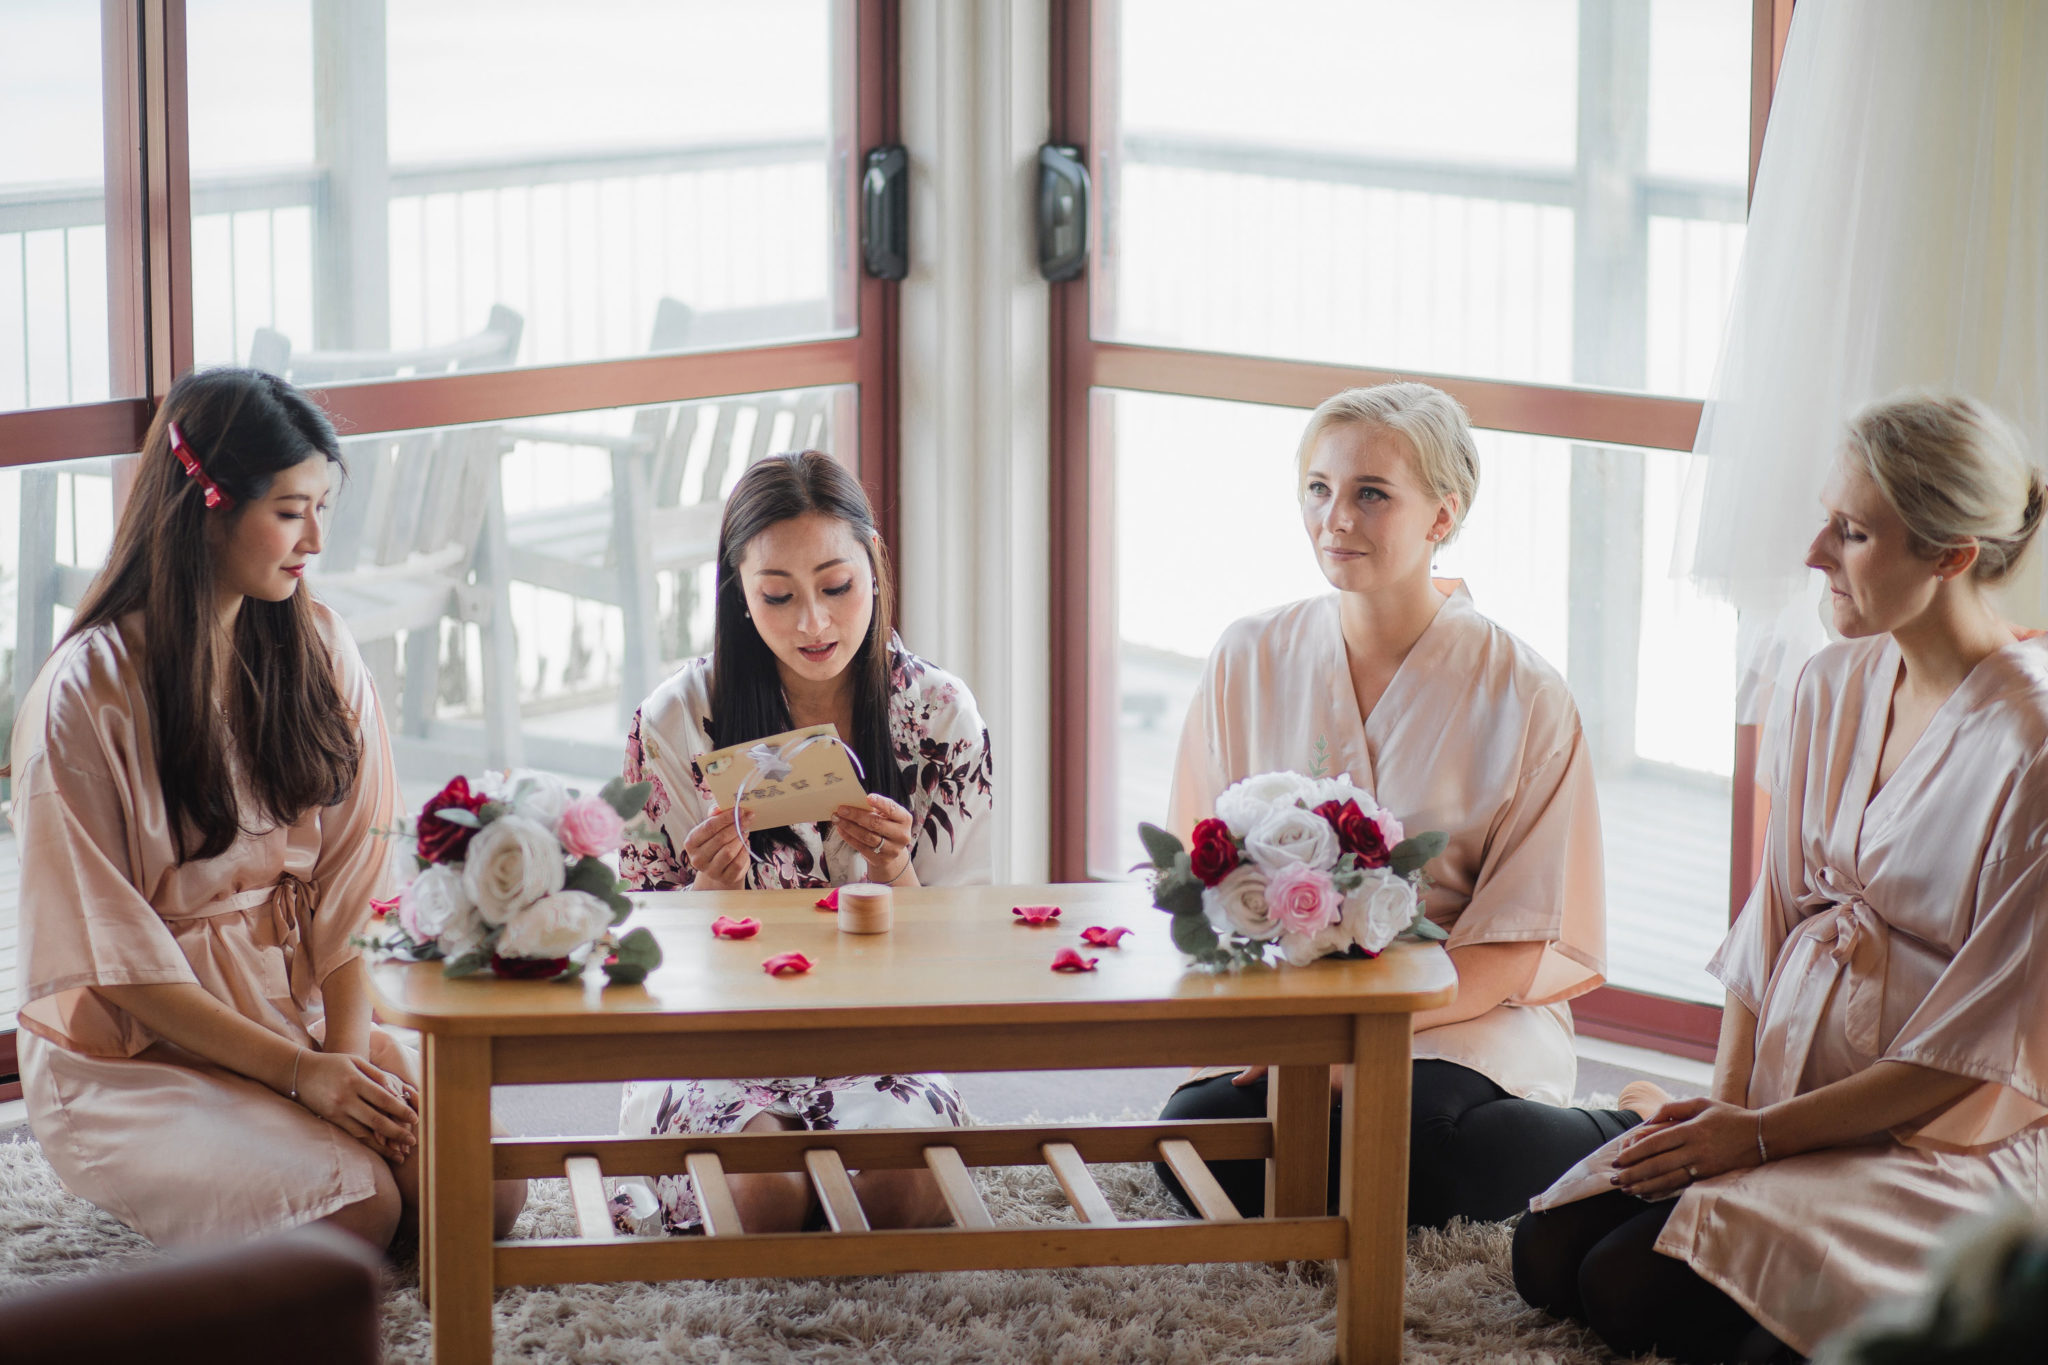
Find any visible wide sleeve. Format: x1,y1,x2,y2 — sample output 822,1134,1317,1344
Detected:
1879,834,2048,1151
306,616,399,981
11,660,197,1056
1167,653,1233,842
906,676,995,887
1446,713,1606,1004
618,705,695,892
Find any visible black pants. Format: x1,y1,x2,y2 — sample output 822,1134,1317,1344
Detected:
1513,1190,1798,1364
1154,1059,1638,1229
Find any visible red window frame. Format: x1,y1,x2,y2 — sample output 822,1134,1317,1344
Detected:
1048,0,1797,1059
0,0,904,1098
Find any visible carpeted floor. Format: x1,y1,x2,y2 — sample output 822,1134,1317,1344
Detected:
0,1125,1670,1364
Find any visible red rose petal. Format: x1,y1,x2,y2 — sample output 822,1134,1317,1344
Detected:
763,951,814,976
711,915,761,940
1080,925,1133,947
815,889,840,911
1050,947,1099,972
1012,905,1062,925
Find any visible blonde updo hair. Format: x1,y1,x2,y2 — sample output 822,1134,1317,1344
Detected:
1295,382,1480,545
1846,391,2045,583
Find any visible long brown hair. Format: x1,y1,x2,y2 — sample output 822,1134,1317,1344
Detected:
708,452,909,847
67,368,361,863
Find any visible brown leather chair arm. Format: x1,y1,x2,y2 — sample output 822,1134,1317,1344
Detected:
0,1224,384,1365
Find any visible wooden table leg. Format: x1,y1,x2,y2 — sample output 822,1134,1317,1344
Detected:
1336,1013,1411,1365
1267,1064,1332,1219
425,1033,495,1365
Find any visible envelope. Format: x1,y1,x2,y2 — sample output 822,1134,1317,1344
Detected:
1527,1128,1681,1212
696,723,866,832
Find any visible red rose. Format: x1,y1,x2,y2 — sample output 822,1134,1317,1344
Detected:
1314,799,1390,869
417,775,490,865
1188,817,1242,887
489,953,571,980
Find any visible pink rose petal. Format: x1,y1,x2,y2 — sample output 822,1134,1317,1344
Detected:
371,895,399,920
1080,925,1133,947
711,915,761,940
815,889,840,911
763,951,814,976
1012,905,1062,926
1051,947,1099,972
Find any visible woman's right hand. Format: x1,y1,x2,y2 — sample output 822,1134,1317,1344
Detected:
681,805,752,890
295,1050,418,1163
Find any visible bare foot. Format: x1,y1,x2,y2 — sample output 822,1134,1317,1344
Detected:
1618,1079,1674,1123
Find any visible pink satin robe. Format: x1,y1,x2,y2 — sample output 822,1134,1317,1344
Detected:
1170,584,1606,1104
10,604,400,1245
1663,635,2048,1354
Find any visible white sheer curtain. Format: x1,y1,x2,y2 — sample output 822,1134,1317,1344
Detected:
1682,0,2048,726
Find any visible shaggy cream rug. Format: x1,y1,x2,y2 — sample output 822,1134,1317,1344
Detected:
0,1134,1662,1363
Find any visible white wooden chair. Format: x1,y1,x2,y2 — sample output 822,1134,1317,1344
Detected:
497,300,831,732
249,305,528,769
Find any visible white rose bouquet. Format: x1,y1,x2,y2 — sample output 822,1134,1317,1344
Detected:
365,770,663,985
1138,769,1448,969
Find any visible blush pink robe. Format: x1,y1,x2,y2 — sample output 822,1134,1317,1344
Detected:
1170,583,1606,1104
1661,635,2048,1354
10,604,400,1245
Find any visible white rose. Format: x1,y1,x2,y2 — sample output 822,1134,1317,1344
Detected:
1201,864,1283,941
1344,870,1419,956
462,814,567,925
1244,804,1341,871
398,864,473,942
1214,771,1319,834
505,769,571,832
495,890,613,960
1299,774,1375,811
1276,921,1352,967
437,898,490,962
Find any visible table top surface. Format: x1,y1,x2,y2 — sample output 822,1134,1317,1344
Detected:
371,883,1457,1034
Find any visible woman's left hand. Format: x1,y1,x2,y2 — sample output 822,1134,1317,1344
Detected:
835,794,916,882
1610,1097,1765,1199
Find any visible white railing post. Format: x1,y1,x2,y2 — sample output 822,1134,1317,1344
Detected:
311,0,389,352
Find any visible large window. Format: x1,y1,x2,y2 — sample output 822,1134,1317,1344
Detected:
0,0,898,1078
1054,0,1793,1048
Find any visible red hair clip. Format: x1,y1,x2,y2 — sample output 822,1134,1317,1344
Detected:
168,421,233,510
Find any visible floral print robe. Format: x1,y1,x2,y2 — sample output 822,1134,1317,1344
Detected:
614,644,993,1232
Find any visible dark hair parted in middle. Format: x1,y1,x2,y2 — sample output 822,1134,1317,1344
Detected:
709,451,911,833
66,366,361,863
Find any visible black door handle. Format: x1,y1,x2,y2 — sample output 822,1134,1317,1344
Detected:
1038,144,1090,283
862,144,909,281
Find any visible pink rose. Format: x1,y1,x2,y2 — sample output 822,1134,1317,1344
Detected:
556,795,627,859
1266,862,1341,938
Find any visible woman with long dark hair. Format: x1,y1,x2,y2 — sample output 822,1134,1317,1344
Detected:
616,450,994,1233
10,367,524,1249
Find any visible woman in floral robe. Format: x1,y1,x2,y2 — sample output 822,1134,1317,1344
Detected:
614,452,993,1234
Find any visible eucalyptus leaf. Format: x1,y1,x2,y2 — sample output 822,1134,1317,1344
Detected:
603,926,663,986
1170,911,1221,957
432,807,481,829
1152,866,1206,918
600,777,654,820
477,801,509,824
565,855,619,898
442,948,491,978
1137,822,1185,870
1389,829,1449,878
1404,914,1449,942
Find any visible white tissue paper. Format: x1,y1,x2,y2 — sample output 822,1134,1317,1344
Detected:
1527,1129,1682,1213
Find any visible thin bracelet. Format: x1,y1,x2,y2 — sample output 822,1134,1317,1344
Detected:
288,1047,305,1101
1754,1108,1770,1164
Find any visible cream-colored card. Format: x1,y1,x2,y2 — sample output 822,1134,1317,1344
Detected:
697,723,865,832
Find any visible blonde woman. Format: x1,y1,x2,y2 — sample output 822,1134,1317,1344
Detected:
1514,393,2048,1363
1156,382,1629,1228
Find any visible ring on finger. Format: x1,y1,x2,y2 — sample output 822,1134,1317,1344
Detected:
1684,1164,1700,1181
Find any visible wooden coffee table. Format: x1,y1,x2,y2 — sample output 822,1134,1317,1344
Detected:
372,883,1455,1364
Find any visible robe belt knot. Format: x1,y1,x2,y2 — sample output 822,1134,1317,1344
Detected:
268,873,319,1007
1796,866,1889,1057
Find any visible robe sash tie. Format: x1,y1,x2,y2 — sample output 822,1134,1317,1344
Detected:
1755,867,1891,1104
